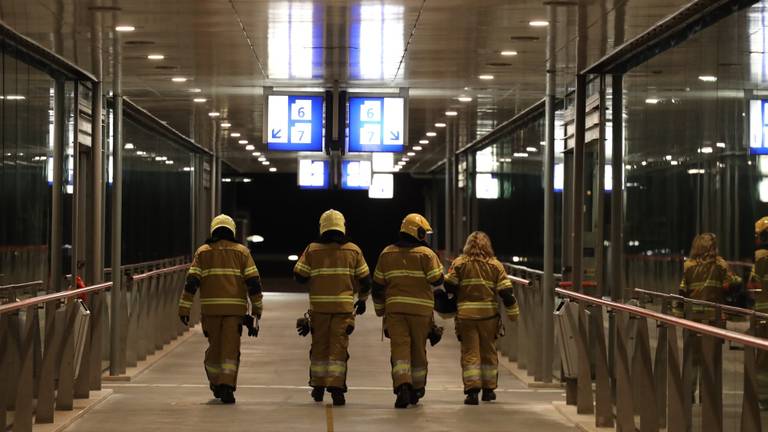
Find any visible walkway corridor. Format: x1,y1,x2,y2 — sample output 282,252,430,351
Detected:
64,293,575,432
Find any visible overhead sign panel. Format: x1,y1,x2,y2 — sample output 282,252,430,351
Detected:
750,99,768,155
341,160,372,190
348,96,405,152
298,159,329,189
267,95,324,151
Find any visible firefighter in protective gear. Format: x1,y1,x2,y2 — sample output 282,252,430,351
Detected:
749,217,768,408
293,209,371,406
178,214,263,404
373,213,444,409
444,231,518,405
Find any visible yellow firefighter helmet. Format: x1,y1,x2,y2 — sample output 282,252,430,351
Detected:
757,217,768,236
210,214,236,237
319,209,346,235
400,213,432,240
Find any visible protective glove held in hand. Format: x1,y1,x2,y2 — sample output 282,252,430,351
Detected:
354,299,366,315
296,317,311,337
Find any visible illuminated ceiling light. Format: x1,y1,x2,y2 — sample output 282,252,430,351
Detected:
171,77,188,83
3,95,25,100
398,161,406,165
252,151,262,157
525,146,538,152
407,152,416,156
147,54,165,60
183,167,193,172
258,156,266,162
688,168,705,174
419,140,429,144
262,161,270,165
165,160,174,165
220,122,232,128
435,122,446,128
700,146,713,154
115,25,135,32
230,132,241,137
188,88,202,93
664,155,672,160
500,50,518,56
445,111,458,116
247,235,265,243
529,20,549,27
402,157,410,162
513,152,529,157
698,75,718,82
245,145,255,151
426,131,437,137
288,255,299,261
457,96,473,102
269,167,277,172
242,178,252,183
222,178,232,182
716,142,726,148
208,112,220,117
645,98,660,104
478,74,494,80
136,151,147,156
238,140,248,144
671,160,679,166
154,156,167,161
124,143,135,150
193,97,207,103
413,146,423,151
641,161,647,166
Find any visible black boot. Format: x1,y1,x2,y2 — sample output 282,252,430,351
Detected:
219,385,236,404
329,387,346,406
311,386,325,402
464,389,479,405
410,387,425,405
210,384,223,399
394,384,412,409
481,388,496,402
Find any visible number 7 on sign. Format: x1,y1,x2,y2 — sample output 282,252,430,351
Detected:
291,122,312,144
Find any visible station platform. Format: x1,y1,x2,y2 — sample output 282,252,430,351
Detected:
63,293,575,432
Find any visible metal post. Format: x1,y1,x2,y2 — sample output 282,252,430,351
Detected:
571,1,587,293
595,75,606,297
109,20,124,376
211,121,220,217
541,2,557,384
445,114,455,254
610,74,624,301
89,3,104,284
51,80,66,293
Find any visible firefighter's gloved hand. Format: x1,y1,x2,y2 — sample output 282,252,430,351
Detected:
354,299,366,315
297,317,311,337
179,315,190,326
243,314,259,338
428,325,443,346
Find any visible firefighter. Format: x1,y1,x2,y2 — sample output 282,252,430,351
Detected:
178,214,262,404
749,217,768,409
444,231,518,405
372,213,444,409
293,209,371,406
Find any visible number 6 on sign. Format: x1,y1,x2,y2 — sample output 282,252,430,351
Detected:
291,99,313,121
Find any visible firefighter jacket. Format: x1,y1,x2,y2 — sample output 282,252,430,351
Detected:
293,241,370,313
444,255,517,320
679,256,740,321
750,249,768,312
178,240,262,317
372,240,444,317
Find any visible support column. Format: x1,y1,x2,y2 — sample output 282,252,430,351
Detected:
109,18,124,376
541,1,557,384
610,75,624,302
50,80,66,293
89,4,104,284
571,2,587,293
445,117,455,255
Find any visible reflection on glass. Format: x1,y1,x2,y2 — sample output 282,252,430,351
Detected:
750,8,768,82
350,3,404,80
268,2,320,80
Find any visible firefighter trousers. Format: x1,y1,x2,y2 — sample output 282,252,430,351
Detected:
310,312,354,390
386,313,431,392
457,316,499,392
201,315,242,389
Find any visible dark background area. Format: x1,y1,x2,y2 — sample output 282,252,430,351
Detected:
222,172,430,278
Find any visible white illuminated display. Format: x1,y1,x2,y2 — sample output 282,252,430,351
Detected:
344,160,372,189
475,173,499,199
372,152,395,172
298,159,327,188
369,173,394,199
268,2,314,79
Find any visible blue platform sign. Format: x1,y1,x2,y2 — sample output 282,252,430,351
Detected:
750,99,768,155
341,160,372,190
348,96,405,153
267,95,324,151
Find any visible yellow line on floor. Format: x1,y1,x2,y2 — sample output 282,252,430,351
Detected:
325,403,334,432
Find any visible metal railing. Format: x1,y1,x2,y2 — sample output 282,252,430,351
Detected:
0,282,111,432
500,263,562,384
556,287,768,432
0,260,194,432
0,281,45,305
